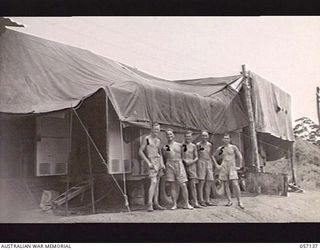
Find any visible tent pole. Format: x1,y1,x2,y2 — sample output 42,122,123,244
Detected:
289,143,296,185
105,98,109,173
317,87,320,126
86,127,96,214
65,108,73,216
119,121,130,212
241,65,260,173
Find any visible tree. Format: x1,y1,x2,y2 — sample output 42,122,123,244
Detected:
294,117,320,146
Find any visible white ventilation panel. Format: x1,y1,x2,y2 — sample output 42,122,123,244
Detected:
36,138,69,176
108,158,132,174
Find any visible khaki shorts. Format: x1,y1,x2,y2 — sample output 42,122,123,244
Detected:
219,162,238,181
165,160,188,183
148,157,164,178
197,159,214,181
185,163,198,180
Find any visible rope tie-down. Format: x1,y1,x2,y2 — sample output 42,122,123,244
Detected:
72,107,131,213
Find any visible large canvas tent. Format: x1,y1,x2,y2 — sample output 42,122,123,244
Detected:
0,27,294,212
0,28,294,138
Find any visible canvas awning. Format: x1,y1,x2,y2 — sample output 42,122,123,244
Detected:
0,28,294,140
0,28,249,134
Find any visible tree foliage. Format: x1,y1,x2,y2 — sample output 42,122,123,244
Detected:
294,117,320,146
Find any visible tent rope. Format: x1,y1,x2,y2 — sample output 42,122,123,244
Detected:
71,107,131,213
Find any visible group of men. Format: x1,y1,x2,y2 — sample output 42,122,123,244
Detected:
138,123,245,213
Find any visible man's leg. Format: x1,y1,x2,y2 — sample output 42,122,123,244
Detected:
179,182,193,209
159,175,172,205
209,181,220,206
170,182,178,210
147,176,157,211
231,179,244,209
204,181,214,205
204,166,215,206
190,179,201,208
153,176,166,210
197,180,206,206
224,181,233,206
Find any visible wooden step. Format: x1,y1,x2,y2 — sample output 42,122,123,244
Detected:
52,182,90,206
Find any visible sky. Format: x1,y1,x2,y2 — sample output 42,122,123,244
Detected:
9,17,320,123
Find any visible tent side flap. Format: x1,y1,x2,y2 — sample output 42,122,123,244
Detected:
250,72,295,142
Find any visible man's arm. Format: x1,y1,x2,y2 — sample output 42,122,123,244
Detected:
192,144,199,165
138,136,152,168
161,146,167,165
158,141,166,169
211,146,221,170
181,144,187,162
195,142,200,151
181,144,189,165
211,154,219,167
233,145,243,170
213,147,220,158
182,155,189,166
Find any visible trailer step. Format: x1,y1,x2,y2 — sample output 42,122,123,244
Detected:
52,182,90,206
288,183,304,193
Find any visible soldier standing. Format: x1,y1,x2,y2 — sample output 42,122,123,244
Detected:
139,123,166,212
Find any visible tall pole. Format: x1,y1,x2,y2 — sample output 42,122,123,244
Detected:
241,65,260,172
289,143,296,185
317,87,320,126
119,121,130,212
65,108,73,216
86,129,96,214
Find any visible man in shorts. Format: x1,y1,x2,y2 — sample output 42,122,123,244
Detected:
139,123,166,212
162,128,193,210
214,133,245,209
196,130,215,207
182,130,202,208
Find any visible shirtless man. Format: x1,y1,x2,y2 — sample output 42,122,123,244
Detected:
214,133,245,209
138,123,166,212
162,128,193,210
182,130,202,208
196,130,216,207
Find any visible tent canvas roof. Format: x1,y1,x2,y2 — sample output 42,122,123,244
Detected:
0,28,294,140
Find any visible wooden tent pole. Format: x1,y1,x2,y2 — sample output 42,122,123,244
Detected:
289,143,296,185
317,87,320,126
119,121,130,212
241,65,260,172
86,129,96,214
65,108,73,216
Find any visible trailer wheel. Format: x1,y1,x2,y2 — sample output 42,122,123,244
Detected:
211,178,225,198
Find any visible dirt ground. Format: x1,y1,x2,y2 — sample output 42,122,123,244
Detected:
3,190,320,223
